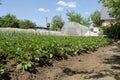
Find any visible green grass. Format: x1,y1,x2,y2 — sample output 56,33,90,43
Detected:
0,31,114,71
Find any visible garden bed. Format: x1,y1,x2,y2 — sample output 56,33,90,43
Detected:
0,32,114,80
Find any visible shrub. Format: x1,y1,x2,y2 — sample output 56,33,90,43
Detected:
19,20,36,29
101,22,120,39
0,17,4,27
2,14,19,28
0,14,36,29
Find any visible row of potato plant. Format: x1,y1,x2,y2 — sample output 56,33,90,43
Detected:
0,31,113,71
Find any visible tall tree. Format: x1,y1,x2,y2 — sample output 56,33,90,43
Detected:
66,11,83,24
82,18,91,27
51,15,64,31
99,0,120,19
66,11,90,27
90,11,101,27
2,14,19,28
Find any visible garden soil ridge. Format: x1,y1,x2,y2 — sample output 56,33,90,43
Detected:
2,41,120,80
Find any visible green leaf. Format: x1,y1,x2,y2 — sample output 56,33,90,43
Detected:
16,64,22,70
49,54,53,58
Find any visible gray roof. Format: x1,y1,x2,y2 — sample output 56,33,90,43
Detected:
101,7,115,20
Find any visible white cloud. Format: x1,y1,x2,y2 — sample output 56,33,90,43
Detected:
57,1,66,6
56,7,64,11
67,2,76,8
57,0,76,8
38,8,50,12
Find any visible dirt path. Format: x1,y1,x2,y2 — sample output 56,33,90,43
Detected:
4,41,120,80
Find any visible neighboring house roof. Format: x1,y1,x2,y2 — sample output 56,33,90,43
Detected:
101,7,115,20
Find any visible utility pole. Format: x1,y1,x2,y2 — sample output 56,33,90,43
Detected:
46,17,47,27
46,17,50,30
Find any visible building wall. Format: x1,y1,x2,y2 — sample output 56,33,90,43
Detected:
102,20,119,26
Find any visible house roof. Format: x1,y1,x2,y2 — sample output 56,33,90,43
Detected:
101,7,115,20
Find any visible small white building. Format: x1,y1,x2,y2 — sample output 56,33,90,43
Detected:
93,27,99,33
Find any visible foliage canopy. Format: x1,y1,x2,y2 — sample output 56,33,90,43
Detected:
0,14,19,28
51,15,64,31
0,14,36,29
99,0,120,19
66,11,90,27
19,20,36,29
90,11,101,27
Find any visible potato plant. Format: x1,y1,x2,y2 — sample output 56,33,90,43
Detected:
0,31,113,71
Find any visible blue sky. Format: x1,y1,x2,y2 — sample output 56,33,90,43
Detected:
0,0,101,27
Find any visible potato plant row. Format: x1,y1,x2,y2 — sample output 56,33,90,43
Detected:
0,32,113,71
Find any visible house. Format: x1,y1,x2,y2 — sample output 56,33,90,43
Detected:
101,7,117,26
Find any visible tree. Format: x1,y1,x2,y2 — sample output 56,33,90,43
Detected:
19,20,36,29
82,18,91,27
0,17,4,27
66,11,90,27
90,11,101,27
2,14,19,28
66,11,83,24
51,15,64,31
99,0,120,19
0,14,36,28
